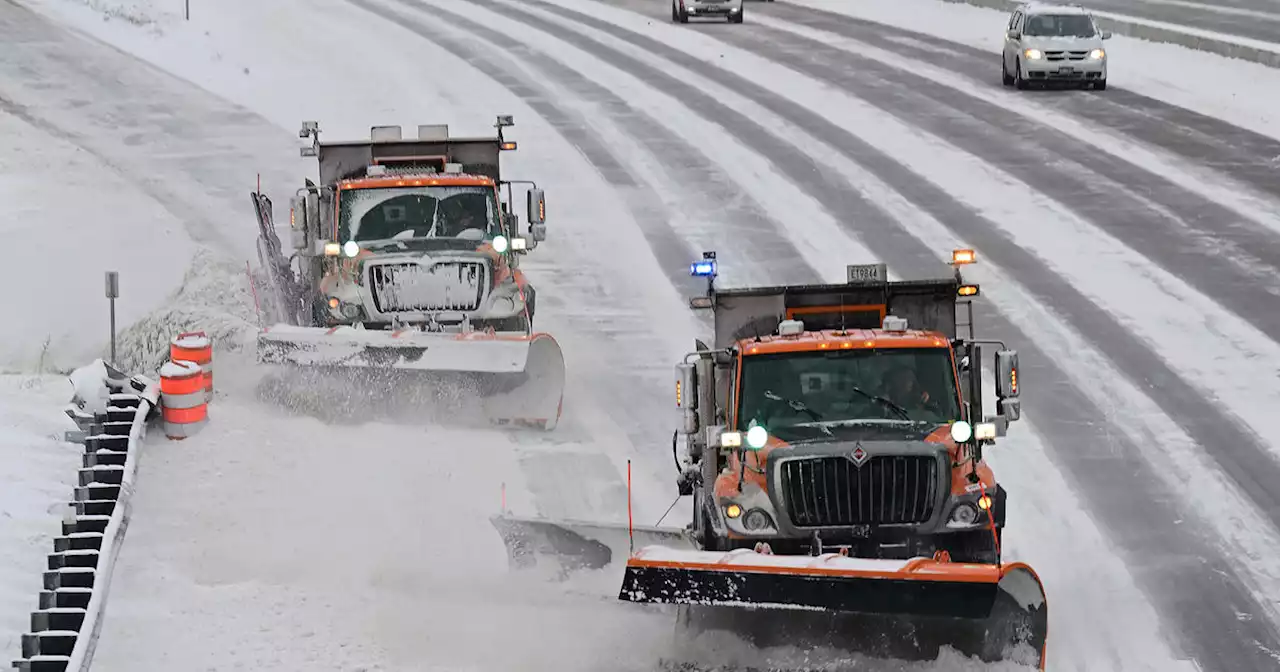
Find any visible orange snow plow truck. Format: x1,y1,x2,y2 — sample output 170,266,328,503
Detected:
250,116,564,429
492,251,1046,668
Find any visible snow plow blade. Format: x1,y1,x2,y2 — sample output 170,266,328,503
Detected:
491,514,696,572
256,325,566,430
621,548,1047,669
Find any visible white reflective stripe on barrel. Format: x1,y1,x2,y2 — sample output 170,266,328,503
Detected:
160,389,207,411
164,417,208,440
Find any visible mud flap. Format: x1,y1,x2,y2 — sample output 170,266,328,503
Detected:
490,515,696,573
255,326,567,430
620,548,1047,669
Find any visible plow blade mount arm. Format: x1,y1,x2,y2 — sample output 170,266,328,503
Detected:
257,326,565,430
621,547,1047,669
491,515,697,572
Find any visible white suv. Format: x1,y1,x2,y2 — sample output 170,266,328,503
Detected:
672,0,746,24
1002,3,1111,90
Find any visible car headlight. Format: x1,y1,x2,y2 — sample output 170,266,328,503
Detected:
1023,48,1043,60
1088,48,1105,60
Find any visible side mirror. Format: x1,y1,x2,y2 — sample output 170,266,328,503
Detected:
1006,29,1019,39
995,349,1019,398
676,362,698,435
289,195,308,250
1101,30,1112,40
304,190,320,231
530,223,547,242
527,188,545,226
999,398,1022,423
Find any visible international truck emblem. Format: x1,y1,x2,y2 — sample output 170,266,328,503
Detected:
850,443,868,466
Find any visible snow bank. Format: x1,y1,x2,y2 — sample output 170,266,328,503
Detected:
111,248,258,377
0,375,81,659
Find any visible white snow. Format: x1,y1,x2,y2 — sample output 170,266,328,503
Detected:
633,546,924,573
1084,5,1280,52
157,359,201,379
509,0,1280,629
0,375,83,657
68,359,112,415
170,333,210,350
785,0,1280,141
8,0,1274,670
0,106,195,374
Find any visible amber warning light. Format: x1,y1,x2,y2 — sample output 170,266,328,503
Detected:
952,248,976,265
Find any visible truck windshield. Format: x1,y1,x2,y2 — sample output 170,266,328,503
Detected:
337,185,499,243
737,348,961,430
1023,14,1096,37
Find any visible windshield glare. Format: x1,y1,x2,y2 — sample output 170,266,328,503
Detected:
338,185,498,243
737,348,961,431
1025,14,1096,37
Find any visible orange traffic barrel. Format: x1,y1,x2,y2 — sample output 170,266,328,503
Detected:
171,331,212,402
160,360,207,440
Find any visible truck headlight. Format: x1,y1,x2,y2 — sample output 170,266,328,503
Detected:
948,503,979,526
742,508,774,532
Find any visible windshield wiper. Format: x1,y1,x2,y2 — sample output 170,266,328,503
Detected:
846,385,913,421
762,389,826,425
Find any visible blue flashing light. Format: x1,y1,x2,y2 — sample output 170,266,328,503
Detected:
691,260,717,277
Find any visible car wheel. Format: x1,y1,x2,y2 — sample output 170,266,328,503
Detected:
1014,59,1028,90
1001,57,1013,86
1094,78,1107,91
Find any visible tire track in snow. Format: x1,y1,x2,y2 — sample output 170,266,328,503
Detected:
360,0,817,289
426,0,1280,667
654,11,1280,532
0,0,297,260
758,2,1280,206
345,0,825,516
709,19,1280,347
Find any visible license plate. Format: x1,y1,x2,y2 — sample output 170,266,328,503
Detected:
1059,66,1075,73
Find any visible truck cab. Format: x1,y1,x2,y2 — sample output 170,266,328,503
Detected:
675,251,1021,563
252,116,547,334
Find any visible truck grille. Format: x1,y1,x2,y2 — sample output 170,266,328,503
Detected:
368,261,486,313
780,455,939,527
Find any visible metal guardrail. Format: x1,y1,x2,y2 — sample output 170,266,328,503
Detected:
11,361,160,672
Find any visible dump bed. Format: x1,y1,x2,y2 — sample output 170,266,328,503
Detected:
313,124,507,184
709,274,962,350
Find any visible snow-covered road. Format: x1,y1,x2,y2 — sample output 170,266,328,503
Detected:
4,0,1280,670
